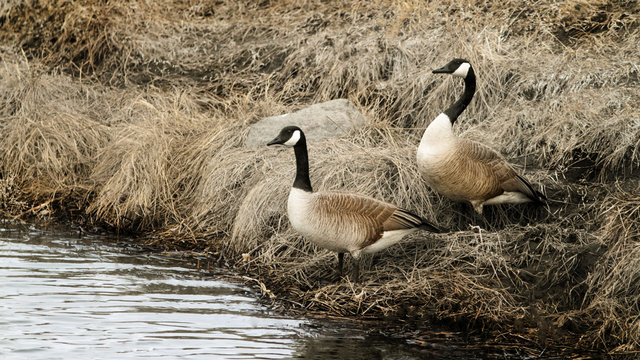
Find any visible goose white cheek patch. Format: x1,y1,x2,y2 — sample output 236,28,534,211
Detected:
284,130,301,146
452,62,470,78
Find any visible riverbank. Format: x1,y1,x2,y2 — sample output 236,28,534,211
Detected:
1,0,639,354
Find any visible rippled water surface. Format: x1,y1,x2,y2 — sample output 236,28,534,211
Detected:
0,221,533,359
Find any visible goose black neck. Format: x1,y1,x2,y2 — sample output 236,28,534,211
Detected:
292,137,313,192
443,68,476,124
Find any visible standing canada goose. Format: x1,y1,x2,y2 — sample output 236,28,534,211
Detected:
268,126,440,282
417,58,546,214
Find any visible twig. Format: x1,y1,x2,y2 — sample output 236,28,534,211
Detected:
12,197,63,220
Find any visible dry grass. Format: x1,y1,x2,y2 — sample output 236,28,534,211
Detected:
87,90,220,230
0,52,110,206
1,0,640,352
580,186,640,350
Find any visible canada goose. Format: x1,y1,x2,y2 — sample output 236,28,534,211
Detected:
417,58,546,214
268,126,440,282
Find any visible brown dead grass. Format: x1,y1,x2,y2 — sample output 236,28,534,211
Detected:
0,52,110,204
579,186,640,351
1,0,640,352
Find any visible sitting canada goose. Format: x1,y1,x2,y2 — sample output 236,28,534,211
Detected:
268,126,440,282
417,58,546,214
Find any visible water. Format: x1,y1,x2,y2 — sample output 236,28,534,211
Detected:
0,221,532,359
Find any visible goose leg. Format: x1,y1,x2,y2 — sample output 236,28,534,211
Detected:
350,250,362,283
353,259,360,283
470,200,484,214
469,200,489,227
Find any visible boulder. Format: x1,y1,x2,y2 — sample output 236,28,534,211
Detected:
245,99,368,146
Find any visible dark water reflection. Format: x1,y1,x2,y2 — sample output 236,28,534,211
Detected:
0,221,529,359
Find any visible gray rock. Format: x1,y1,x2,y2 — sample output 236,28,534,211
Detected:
245,99,369,147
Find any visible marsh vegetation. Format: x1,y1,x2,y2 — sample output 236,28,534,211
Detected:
0,0,639,353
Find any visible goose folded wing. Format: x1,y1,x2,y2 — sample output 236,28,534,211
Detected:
315,192,432,234
314,192,395,240
462,140,543,202
383,208,424,231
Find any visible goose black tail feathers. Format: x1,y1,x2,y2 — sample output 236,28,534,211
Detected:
394,208,442,233
419,220,442,233
534,189,547,203
516,174,547,204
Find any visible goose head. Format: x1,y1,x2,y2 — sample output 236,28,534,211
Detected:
267,125,304,147
433,58,471,79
